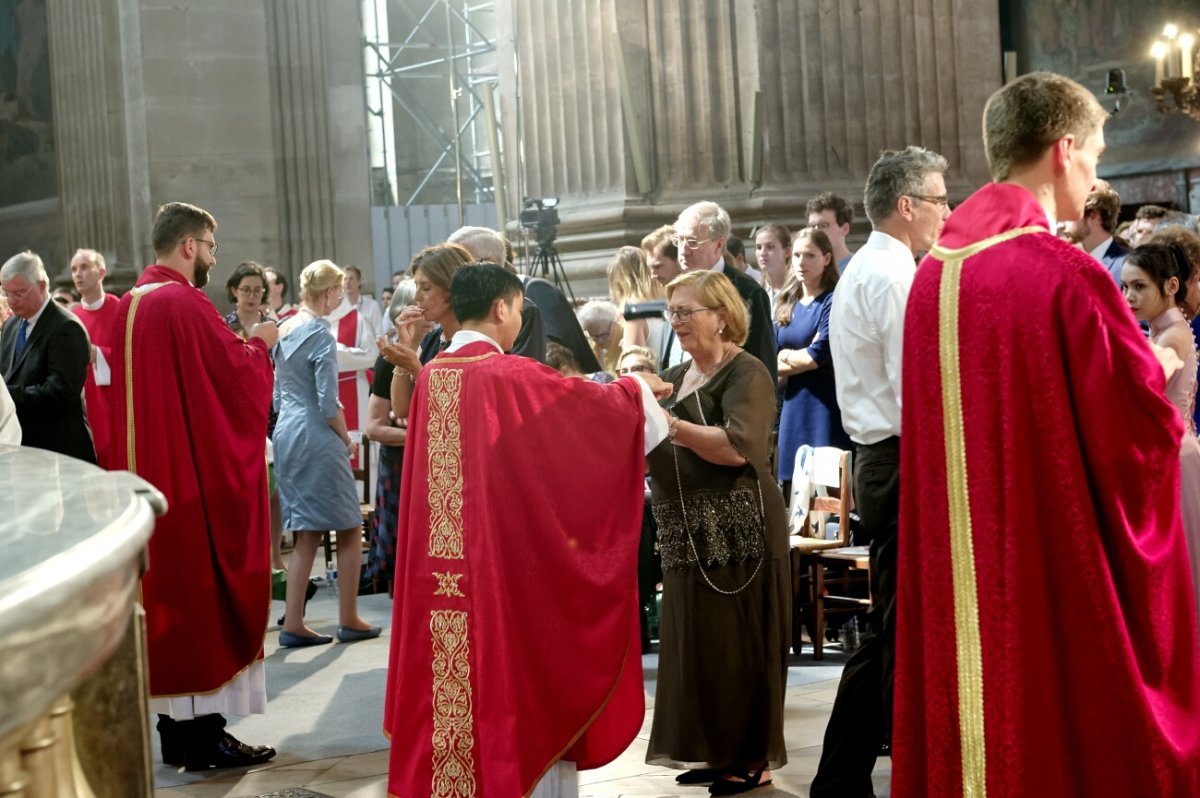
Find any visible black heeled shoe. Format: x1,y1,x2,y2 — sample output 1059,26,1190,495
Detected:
708,769,771,795
677,768,725,785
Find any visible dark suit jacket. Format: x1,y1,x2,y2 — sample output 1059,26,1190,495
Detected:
0,300,96,462
1099,237,1130,285
722,265,778,382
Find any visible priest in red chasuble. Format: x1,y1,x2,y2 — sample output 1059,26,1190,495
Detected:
110,202,281,771
69,248,120,469
894,72,1200,797
382,264,672,798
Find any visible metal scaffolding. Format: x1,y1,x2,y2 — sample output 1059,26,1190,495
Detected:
361,0,499,217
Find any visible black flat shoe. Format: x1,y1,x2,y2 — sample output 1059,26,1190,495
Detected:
709,770,771,795
677,768,726,785
183,732,276,771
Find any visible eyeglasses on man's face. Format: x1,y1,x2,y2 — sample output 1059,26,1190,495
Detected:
183,237,219,256
663,306,715,323
909,194,950,207
0,285,32,301
671,235,714,250
618,364,654,375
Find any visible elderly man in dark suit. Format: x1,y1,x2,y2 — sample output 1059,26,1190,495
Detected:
0,250,95,463
663,201,777,381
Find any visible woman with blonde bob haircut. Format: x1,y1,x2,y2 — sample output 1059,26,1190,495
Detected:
645,268,790,789
273,259,381,647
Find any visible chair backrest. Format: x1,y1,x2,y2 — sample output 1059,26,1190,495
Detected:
351,431,372,506
803,447,853,544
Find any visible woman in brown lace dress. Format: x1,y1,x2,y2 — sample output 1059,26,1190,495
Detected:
646,270,790,794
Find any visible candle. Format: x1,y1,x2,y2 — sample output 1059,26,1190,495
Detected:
1153,41,1168,84
1165,24,1179,78
1182,33,1195,82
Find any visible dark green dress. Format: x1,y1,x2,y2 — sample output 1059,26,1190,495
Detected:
646,350,791,770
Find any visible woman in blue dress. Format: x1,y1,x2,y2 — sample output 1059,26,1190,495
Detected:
274,259,381,647
774,227,852,487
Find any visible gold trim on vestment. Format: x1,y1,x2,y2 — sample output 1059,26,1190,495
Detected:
931,226,1040,798
431,609,475,798
427,368,465,559
433,571,466,597
433,352,498,365
122,282,168,473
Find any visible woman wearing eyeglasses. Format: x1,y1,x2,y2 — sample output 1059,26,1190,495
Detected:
646,270,789,793
774,228,852,490
224,261,270,340
617,345,657,377
273,260,381,647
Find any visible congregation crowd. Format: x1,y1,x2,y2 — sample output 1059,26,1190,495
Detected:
5,70,1200,797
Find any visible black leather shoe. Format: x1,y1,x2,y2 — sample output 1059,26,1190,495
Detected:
677,768,725,785
183,732,276,771
709,770,771,795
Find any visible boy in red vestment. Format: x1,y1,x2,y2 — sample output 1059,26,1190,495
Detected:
110,202,281,771
894,72,1200,796
70,248,120,468
382,264,672,798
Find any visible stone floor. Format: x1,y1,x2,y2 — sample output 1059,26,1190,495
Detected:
152,592,891,798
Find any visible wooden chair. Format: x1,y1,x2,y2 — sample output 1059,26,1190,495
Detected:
789,447,870,659
321,432,375,572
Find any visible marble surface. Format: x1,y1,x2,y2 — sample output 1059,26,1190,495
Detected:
0,445,161,746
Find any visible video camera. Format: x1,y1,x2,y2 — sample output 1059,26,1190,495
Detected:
519,197,560,232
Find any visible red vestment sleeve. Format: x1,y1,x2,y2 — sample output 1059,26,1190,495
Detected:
110,266,275,697
384,343,647,797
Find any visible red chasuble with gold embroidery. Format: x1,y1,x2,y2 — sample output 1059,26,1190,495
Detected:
384,341,647,797
894,183,1200,796
110,266,274,697
72,293,121,469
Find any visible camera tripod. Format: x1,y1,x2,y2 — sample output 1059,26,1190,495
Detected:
528,230,575,304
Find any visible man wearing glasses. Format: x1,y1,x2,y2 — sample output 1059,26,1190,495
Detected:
0,249,95,462
665,201,777,382
813,145,950,798
110,202,281,771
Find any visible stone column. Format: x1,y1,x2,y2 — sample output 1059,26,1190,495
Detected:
496,0,1000,293
265,0,374,290
44,0,153,289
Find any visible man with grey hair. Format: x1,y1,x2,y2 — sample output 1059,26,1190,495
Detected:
0,250,95,462
666,201,777,381
812,145,950,797
447,224,590,368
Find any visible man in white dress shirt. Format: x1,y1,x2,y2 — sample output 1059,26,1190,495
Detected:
812,145,951,798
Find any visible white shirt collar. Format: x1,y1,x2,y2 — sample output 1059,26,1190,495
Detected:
446,329,503,354
23,295,52,331
79,293,107,311
712,256,727,274
1088,235,1114,261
